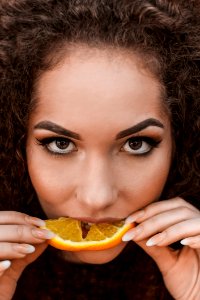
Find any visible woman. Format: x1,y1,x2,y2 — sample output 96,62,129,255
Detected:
0,0,200,299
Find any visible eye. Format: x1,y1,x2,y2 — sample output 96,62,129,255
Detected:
122,137,160,155
36,137,77,155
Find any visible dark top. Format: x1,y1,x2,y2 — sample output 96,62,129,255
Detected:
13,242,174,300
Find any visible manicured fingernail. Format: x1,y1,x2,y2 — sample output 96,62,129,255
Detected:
122,227,142,242
14,244,35,254
125,216,135,224
122,230,135,241
125,210,145,224
0,260,11,270
180,238,190,245
146,238,156,246
146,233,166,247
32,228,55,239
25,216,45,227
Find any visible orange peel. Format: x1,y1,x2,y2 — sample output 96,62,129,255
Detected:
43,217,134,251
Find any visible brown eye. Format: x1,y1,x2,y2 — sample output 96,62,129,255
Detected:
122,137,153,155
47,138,76,154
56,140,70,150
128,140,142,150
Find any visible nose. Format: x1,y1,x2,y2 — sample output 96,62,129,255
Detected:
76,155,117,214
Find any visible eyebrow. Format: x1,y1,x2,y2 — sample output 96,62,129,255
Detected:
34,118,164,141
115,118,164,139
34,121,82,140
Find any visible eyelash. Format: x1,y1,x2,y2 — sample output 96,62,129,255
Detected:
36,136,161,156
121,136,161,156
36,137,77,156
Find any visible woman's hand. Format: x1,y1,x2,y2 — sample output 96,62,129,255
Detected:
0,211,54,300
123,197,200,300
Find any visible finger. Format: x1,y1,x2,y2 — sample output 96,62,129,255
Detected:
0,225,55,243
123,206,199,242
145,218,200,247
0,261,11,276
125,197,199,224
181,235,200,248
0,243,35,259
0,211,45,227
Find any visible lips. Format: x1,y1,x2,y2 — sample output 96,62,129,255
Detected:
70,216,124,224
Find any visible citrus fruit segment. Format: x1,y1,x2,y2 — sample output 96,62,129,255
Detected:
44,217,134,251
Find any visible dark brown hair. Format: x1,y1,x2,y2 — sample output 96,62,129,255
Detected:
0,0,200,214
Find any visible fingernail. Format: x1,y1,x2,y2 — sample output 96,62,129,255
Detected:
14,244,35,254
125,216,135,224
125,210,145,224
146,238,156,247
122,230,135,241
25,216,45,227
122,227,142,242
32,228,55,239
0,260,11,270
180,238,189,245
146,233,166,247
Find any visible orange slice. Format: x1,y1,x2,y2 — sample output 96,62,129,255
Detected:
43,217,134,251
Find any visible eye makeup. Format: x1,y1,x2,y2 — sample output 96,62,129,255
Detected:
121,135,162,156
36,133,162,158
36,136,77,156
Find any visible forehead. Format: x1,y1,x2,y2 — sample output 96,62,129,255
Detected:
31,47,168,127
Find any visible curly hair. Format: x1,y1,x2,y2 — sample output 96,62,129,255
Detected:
0,0,200,214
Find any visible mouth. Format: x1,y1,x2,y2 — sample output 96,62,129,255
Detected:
69,216,124,238
64,216,125,239
81,222,92,238
72,216,124,224
74,218,125,239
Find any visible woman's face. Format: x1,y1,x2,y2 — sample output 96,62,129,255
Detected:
26,47,172,264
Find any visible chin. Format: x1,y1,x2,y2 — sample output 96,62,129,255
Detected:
62,242,128,264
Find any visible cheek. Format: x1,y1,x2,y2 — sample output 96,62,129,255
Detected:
26,146,77,210
116,152,171,208
28,165,75,195
27,164,77,217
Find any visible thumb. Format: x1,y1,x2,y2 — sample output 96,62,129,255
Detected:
135,239,178,275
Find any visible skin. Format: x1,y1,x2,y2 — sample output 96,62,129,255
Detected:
0,47,200,299
26,47,172,263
